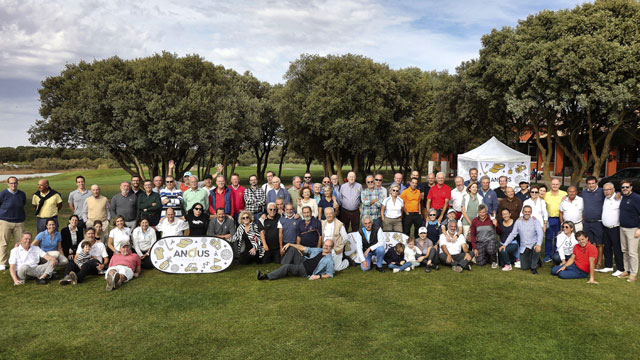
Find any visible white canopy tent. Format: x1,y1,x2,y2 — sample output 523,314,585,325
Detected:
457,137,530,190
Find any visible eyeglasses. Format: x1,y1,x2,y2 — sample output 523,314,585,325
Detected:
621,186,630,189
166,181,174,183
530,191,538,194
8,182,17,185
429,214,436,217
375,179,383,182
366,181,373,184
563,226,572,229
604,188,613,191
241,216,251,220
391,190,398,193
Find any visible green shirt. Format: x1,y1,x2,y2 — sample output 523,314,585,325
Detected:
183,188,210,213
137,191,162,218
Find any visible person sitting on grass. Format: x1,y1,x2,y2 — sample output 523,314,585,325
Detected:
9,232,57,285
105,241,141,291
385,243,412,272
33,218,68,267
232,210,265,265
257,240,334,281
404,237,424,269
438,220,472,273
496,208,519,271
356,216,386,272
553,221,578,266
59,240,94,285
415,227,439,272
551,231,598,284
501,205,543,275
60,227,109,284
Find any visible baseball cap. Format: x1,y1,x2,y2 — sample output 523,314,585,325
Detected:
418,227,427,234
183,171,192,178
447,209,457,214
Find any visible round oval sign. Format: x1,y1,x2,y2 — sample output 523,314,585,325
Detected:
150,236,234,274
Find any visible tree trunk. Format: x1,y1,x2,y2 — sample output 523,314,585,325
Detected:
278,140,289,177
588,108,624,179
305,156,312,173
533,119,554,187
330,151,344,184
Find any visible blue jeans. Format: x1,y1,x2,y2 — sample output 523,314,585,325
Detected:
499,243,519,266
388,262,412,271
361,246,385,271
545,217,560,258
372,217,382,229
552,252,571,266
551,263,588,279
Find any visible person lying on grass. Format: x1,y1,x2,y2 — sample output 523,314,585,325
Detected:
551,231,598,284
105,241,141,291
257,240,334,281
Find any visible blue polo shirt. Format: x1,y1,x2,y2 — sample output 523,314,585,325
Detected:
296,217,322,248
620,192,640,228
35,230,62,252
580,187,604,221
479,188,498,216
279,215,299,244
0,189,26,223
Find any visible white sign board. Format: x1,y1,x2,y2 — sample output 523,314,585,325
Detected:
151,236,234,274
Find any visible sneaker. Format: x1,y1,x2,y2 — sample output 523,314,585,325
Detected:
531,268,539,275
376,266,385,273
491,262,498,269
596,267,613,273
69,271,78,285
59,277,72,286
114,273,124,289
411,265,416,270
611,270,624,277
393,268,400,273
105,270,116,291
404,267,411,272
514,261,521,269
471,258,477,264
502,265,512,271
425,265,431,273
543,256,552,263
433,265,440,271
0,264,6,271
465,264,472,271
36,277,49,285
452,266,463,273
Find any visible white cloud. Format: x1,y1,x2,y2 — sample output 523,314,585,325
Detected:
0,0,587,145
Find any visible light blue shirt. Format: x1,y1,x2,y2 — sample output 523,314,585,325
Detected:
504,217,543,254
304,247,335,278
35,231,62,252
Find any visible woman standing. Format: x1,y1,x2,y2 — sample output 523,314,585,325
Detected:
132,217,157,269
231,210,265,264
317,185,339,220
297,186,318,218
461,182,483,237
381,185,404,232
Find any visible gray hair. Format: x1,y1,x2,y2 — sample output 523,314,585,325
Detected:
189,175,199,182
361,215,372,223
292,176,301,182
603,182,615,189
266,202,277,209
480,175,490,182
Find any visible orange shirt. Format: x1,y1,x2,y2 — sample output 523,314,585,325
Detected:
401,187,421,213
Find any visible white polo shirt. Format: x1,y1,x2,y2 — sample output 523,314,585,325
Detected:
602,195,621,228
109,227,132,251
9,245,46,268
382,197,404,218
449,186,467,212
559,196,584,224
438,233,466,255
157,217,189,237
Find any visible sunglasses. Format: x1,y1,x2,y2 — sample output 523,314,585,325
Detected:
375,179,383,182
530,191,538,194
166,181,174,183
429,214,436,217
241,216,251,220
304,177,311,179
194,208,203,211
563,226,572,229
268,208,276,211
391,190,398,193
366,181,373,184
621,186,630,189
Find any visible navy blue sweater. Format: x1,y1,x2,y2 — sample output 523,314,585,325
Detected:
384,248,404,265
620,192,640,228
0,189,26,223
580,188,604,221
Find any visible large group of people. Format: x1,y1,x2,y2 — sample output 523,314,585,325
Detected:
1,167,639,287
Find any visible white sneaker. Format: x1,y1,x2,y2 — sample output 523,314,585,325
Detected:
612,270,624,277
596,267,613,273
0,264,6,271
491,262,498,269
514,261,521,269
393,268,400,273
404,267,411,272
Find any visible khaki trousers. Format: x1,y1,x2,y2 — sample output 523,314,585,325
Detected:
620,227,639,276
0,220,24,265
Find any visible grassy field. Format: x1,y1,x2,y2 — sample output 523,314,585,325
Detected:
1,167,639,359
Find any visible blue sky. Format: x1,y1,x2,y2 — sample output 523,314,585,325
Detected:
0,0,586,147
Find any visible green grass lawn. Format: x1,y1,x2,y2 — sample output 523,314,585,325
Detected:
1,168,639,359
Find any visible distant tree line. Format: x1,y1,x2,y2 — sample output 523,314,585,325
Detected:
29,0,640,185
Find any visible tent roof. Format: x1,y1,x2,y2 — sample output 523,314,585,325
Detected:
458,136,530,162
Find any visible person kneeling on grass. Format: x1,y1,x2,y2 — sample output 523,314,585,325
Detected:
551,231,598,284
414,227,439,272
9,232,57,285
501,205,543,275
105,241,141,291
257,240,334,281
385,243,412,272
438,220,472,273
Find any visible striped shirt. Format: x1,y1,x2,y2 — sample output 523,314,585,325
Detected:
160,187,183,217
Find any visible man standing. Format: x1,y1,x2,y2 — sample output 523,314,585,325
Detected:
421,172,436,220
68,175,91,230
32,179,63,233
559,186,584,232
478,176,498,220
618,179,640,283
9,232,57,285
551,231,598,284
265,176,290,205
426,172,451,223
494,176,509,200
361,175,383,228
260,202,282,264
389,173,407,193
137,180,162,226
244,175,266,222
497,187,523,221
373,173,388,199
296,206,322,248
302,172,314,189
209,175,234,216
580,176,605,269
288,176,302,206
152,176,163,193
0,177,26,270
469,205,498,268
339,172,362,232
261,171,275,198
207,208,236,241
464,168,480,187
256,240,335,281
330,174,342,200
82,184,111,233
160,176,184,218
401,178,422,238
600,182,624,276
130,175,143,197
501,205,543,275
544,178,567,263
449,176,466,220
202,174,215,193
183,176,209,216
229,173,246,223
111,181,138,230
516,181,530,203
